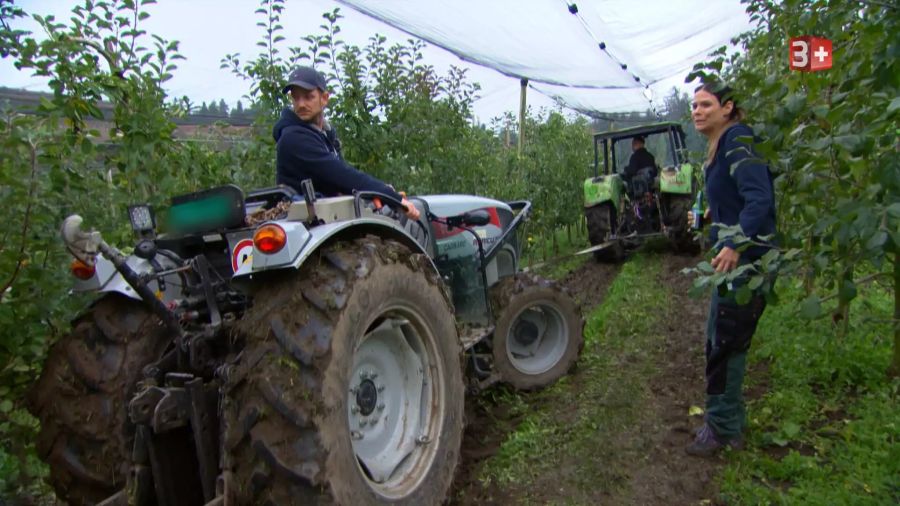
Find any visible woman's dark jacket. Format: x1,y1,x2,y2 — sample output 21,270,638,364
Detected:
705,123,776,260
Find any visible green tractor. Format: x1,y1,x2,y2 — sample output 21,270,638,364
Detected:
582,121,699,260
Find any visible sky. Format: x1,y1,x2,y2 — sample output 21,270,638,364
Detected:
1,0,561,122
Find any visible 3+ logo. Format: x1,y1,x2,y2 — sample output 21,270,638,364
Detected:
789,36,832,72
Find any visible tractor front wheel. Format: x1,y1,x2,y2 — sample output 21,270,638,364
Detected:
489,274,584,390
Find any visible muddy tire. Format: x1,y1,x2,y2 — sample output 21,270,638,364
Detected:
224,236,464,506
585,203,624,262
489,274,584,390
26,296,169,505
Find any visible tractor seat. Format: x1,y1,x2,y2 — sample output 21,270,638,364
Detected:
628,166,656,197
245,185,298,215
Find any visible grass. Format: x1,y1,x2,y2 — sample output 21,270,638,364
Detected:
477,253,668,503
719,280,900,505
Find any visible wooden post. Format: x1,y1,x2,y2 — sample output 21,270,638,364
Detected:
518,78,528,157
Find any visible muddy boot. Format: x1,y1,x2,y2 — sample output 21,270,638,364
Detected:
691,420,749,438
685,423,743,457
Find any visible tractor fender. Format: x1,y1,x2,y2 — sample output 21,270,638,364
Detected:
232,218,438,280
74,252,184,302
583,174,624,214
659,162,694,195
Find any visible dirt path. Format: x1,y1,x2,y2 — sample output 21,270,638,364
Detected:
609,253,721,505
452,252,727,505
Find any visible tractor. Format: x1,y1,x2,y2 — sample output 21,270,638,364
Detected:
582,121,699,260
27,182,584,505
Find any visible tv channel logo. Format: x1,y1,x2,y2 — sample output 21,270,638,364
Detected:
789,36,832,72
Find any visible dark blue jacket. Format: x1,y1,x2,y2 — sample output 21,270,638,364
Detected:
273,108,401,201
705,123,776,260
624,147,657,180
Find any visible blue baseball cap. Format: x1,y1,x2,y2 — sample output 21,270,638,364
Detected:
282,66,327,93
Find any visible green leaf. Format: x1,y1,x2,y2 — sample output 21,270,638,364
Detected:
811,105,829,119
0,400,12,413
782,421,801,439
808,137,831,150
865,231,887,250
789,123,808,137
748,275,764,291
697,261,715,274
888,96,900,114
771,434,789,447
800,294,822,320
834,135,863,154
735,285,752,305
887,203,900,218
688,283,708,298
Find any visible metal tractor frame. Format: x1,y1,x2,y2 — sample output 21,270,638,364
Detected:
32,182,583,506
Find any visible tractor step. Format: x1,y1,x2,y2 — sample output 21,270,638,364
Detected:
459,325,493,350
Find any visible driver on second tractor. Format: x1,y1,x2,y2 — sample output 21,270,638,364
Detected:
273,66,420,220
622,135,657,196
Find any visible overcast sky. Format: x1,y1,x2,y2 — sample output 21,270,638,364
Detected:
1,0,561,122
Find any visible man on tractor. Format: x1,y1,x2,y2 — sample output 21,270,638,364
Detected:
273,66,420,220
622,135,657,195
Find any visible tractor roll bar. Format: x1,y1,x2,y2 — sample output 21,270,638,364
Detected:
481,200,531,266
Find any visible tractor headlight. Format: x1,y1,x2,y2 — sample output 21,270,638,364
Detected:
128,204,156,234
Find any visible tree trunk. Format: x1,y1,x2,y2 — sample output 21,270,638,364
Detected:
833,264,852,338
804,233,815,294
890,252,899,377
542,232,548,262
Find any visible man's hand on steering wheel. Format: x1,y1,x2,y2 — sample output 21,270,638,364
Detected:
400,197,420,220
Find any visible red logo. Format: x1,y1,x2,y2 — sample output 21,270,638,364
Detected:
231,239,254,272
789,36,832,72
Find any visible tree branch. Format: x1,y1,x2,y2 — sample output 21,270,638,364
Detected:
0,140,39,303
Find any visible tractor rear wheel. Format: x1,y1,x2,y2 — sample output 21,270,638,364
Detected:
663,195,700,254
585,203,625,262
489,274,584,390
27,295,169,505
224,236,464,505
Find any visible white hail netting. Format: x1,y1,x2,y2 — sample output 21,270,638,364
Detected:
336,0,753,115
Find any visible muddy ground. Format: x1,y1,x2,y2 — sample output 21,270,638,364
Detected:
451,252,748,505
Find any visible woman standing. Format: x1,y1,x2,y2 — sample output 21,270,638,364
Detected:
687,83,777,457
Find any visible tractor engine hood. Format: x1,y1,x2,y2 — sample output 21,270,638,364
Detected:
419,195,511,217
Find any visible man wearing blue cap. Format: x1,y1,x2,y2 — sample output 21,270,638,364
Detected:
273,66,420,219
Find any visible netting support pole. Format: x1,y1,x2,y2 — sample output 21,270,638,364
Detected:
518,78,528,158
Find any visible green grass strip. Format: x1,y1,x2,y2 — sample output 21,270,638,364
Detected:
478,253,667,503
720,280,899,505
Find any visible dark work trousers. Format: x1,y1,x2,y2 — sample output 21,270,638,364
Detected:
704,273,769,440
